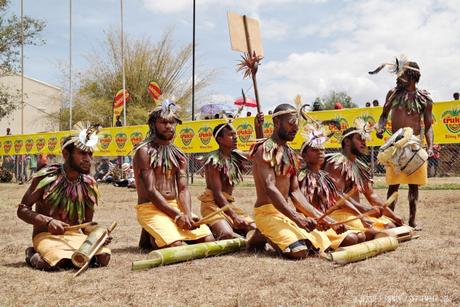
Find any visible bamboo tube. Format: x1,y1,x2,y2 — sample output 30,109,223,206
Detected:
375,226,414,242
326,237,399,264
73,222,117,277
132,238,246,271
72,222,116,268
317,187,357,222
193,204,230,226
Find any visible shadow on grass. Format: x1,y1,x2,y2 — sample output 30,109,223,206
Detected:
111,246,141,254
2,261,28,268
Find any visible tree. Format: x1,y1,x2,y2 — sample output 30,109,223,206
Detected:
53,30,211,129
0,0,46,120
316,90,358,110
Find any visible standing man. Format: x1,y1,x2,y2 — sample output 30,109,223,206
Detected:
17,125,111,270
371,57,433,229
250,104,349,260
134,99,214,250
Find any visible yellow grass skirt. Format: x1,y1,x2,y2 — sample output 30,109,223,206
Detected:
32,230,110,266
329,208,367,231
385,162,427,185
198,189,253,226
254,204,332,252
136,199,211,248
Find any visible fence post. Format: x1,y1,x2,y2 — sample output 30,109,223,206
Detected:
370,147,375,177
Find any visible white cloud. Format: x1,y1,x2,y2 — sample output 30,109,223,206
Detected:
259,0,460,109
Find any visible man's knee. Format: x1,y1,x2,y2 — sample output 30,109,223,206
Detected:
356,232,367,243
95,253,111,267
202,234,215,242
216,231,235,240
29,253,54,271
285,249,309,260
169,240,187,247
341,233,358,247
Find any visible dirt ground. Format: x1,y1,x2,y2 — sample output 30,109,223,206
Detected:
0,179,459,306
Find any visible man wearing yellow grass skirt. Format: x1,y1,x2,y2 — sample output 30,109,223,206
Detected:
248,104,355,259
372,56,433,230
297,120,374,242
133,99,214,250
17,125,111,270
324,121,405,232
197,110,266,240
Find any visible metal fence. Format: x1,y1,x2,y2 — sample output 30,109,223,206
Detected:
1,144,458,183
186,143,460,182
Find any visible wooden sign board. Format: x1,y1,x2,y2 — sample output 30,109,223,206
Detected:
227,12,264,56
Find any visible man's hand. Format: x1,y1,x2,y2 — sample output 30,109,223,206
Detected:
175,214,196,230
427,147,434,158
254,112,264,132
231,214,250,231
368,207,383,218
295,214,316,231
47,219,69,235
392,216,404,227
103,236,113,246
332,224,349,234
360,216,374,229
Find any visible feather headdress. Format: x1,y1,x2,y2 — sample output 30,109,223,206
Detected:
300,122,333,153
343,118,375,141
149,98,182,124
368,54,420,77
62,121,101,152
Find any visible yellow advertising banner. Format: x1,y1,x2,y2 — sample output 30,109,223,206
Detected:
1,100,459,156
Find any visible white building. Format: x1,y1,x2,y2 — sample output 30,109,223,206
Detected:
0,74,62,135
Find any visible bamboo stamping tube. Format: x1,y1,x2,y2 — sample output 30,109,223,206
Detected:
326,237,399,264
71,226,107,268
132,238,246,271
375,225,414,242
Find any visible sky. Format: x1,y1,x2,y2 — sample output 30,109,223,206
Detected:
8,0,460,113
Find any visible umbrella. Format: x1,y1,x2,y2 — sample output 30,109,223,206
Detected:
199,103,236,116
234,96,257,108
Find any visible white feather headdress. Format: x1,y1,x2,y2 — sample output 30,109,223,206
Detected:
343,118,375,141
62,121,101,152
368,54,419,77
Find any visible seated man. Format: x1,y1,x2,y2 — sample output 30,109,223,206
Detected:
17,126,111,270
134,99,214,250
298,122,376,241
250,104,353,259
324,122,404,230
198,113,263,239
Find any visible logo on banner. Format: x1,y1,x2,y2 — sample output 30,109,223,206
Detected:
263,122,274,138
179,128,195,146
99,133,113,150
236,123,254,143
130,132,143,147
357,115,376,126
36,138,46,152
330,117,349,140
25,138,34,152
14,139,23,153
115,132,128,149
3,140,12,153
442,109,460,134
48,136,58,152
198,127,213,145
